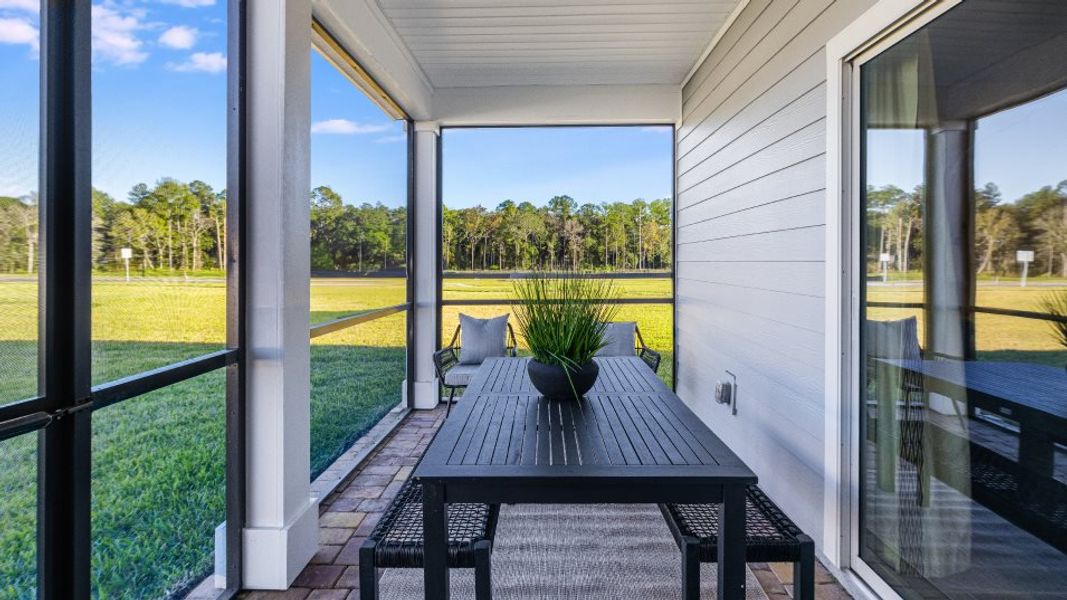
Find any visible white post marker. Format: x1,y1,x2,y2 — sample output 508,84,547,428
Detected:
879,253,892,283
120,247,133,282
1016,250,1034,287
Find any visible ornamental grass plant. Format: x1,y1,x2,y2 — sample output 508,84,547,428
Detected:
512,272,619,371
1042,290,1067,351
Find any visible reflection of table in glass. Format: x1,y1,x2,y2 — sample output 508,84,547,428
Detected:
881,359,1067,477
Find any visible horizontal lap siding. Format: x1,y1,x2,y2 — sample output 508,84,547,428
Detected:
675,0,874,544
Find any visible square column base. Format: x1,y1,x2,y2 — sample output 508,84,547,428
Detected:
241,497,320,589
412,378,441,410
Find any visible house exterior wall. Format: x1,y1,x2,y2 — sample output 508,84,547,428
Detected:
675,0,875,554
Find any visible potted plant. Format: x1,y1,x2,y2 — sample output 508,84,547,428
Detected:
512,272,619,400
1041,290,1067,371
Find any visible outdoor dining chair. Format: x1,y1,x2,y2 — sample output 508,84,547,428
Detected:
597,321,662,373
433,313,518,417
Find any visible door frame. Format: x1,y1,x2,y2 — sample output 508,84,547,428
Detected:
823,1,960,597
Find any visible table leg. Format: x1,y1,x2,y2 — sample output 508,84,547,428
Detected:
1018,424,1054,478
717,484,746,600
423,480,449,600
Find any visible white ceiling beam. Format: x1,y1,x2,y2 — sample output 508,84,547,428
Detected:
432,84,680,126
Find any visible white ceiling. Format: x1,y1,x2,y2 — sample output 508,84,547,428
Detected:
373,0,743,88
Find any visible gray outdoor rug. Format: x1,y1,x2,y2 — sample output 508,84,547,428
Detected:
378,503,769,599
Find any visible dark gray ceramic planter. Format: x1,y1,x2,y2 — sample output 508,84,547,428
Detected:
527,359,599,400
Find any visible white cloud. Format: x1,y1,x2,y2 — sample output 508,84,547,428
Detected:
92,5,148,65
311,119,392,135
0,0,38,12
375,134,407,144
160,0,215,6
159,25,198,49
167,51,226,73
0,17,37,49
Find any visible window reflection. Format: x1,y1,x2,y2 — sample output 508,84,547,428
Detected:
859,2,1067,597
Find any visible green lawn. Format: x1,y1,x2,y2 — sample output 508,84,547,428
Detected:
867,282,1067,366
0,277,408,600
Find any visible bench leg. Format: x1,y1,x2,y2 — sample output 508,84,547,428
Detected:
474,540,493,600
682,537,701,600
794,536,815,600
359,542,379,600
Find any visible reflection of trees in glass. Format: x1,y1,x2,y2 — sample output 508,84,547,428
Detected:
975,183,1021,275
866,184,923,274
867,180,1067,278
442,196,671,272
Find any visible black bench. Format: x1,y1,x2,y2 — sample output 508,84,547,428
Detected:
359,478,500,600
659,485,814,600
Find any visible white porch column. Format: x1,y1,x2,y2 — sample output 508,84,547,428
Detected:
411,121,440,409
241,0,318,588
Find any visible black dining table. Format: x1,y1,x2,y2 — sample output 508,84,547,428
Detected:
414,356,757,600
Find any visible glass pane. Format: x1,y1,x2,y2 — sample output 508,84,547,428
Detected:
91,2,229,384
309,50,407,318
859,2,1067,597
92,370,226,598
0,0,40,404
0,432,37,599
311,312,406,479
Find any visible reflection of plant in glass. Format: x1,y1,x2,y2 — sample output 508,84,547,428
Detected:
1041,290,1067,350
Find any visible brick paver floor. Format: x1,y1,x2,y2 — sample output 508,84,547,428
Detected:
239,405,852,600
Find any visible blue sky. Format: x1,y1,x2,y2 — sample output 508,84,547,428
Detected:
442,126,673,209
1,0,231,200
867,88,1067,202
310,51,407,208
1,2,1061,208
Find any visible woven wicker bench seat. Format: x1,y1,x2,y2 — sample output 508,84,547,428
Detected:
359,478,500,600
659,485,814,600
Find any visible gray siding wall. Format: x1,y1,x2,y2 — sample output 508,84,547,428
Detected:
675,0,874,544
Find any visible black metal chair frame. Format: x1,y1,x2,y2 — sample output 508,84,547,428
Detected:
359,477,501,600
433,322,518,417
659,485,814,600
633,324,662,374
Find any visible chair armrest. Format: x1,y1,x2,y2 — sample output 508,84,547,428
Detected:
639,347,662,374
506,323,519,357
433,347,459,381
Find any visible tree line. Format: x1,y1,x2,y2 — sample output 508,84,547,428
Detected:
0,178,227,276
442,195,672,271
309,189,673,273
868,180,1067,277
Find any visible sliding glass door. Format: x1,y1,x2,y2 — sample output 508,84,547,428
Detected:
857,1,1067,597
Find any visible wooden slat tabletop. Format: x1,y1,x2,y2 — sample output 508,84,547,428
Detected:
416,357,755,481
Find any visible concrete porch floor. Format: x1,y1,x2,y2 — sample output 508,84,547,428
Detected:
239,405,852,600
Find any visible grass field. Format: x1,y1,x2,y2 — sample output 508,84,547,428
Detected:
867,282,1067,365
0,277,408,599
